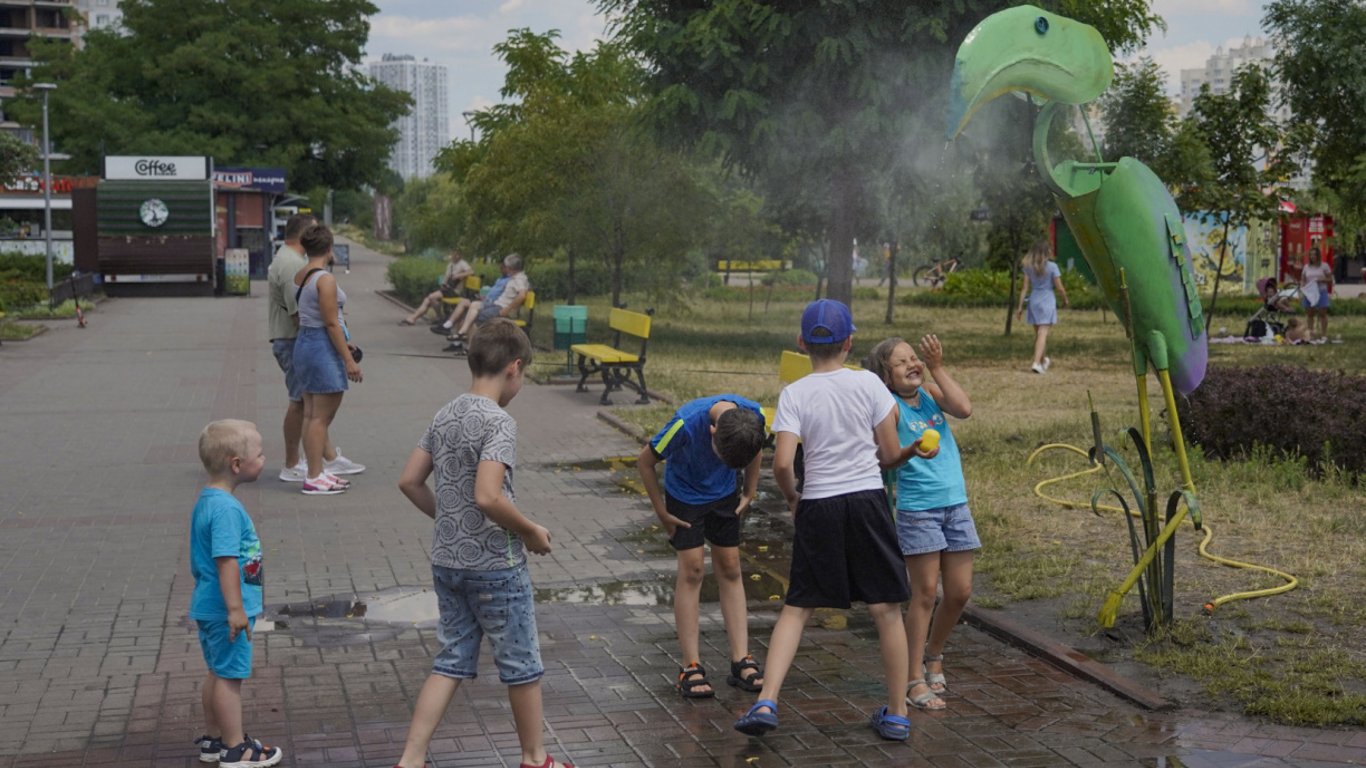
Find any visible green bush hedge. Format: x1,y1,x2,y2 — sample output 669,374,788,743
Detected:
385,256,448,306
1177,365,1365,478
524,259,613,301
0,253,75,312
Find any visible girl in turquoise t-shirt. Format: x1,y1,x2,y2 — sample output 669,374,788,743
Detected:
865,334,976,712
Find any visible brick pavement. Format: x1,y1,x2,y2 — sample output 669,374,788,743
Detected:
1,241,1361,767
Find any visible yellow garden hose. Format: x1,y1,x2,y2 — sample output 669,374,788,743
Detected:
1026,443,1298,616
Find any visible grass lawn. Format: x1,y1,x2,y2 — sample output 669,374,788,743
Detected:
534,285,1366,727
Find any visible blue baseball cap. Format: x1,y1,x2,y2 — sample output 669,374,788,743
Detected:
801,299,855,344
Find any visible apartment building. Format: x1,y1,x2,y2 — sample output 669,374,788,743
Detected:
368,53,449,180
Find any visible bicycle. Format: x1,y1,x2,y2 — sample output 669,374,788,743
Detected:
913,255,961,289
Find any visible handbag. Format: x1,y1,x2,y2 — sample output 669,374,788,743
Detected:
348,344,363,364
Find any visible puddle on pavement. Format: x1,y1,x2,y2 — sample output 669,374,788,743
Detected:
272,586,439,637
536,569,788,607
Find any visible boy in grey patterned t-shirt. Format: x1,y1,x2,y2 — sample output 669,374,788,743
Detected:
392,320,572,768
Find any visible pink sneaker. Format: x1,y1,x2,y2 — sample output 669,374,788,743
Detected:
301,474,346,495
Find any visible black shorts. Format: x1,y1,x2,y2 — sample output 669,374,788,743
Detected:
786,489,909,609
667,492,741,551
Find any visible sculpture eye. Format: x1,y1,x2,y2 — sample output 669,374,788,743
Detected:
1034,16,1049,35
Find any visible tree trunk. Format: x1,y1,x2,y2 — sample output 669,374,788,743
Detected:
611,219,625,308
884,240,898,324
1205,218,1232,333
826,173,857,306
566,247,576,306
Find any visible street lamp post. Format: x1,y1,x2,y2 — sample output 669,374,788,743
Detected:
33,82,56,295
461,111,475,142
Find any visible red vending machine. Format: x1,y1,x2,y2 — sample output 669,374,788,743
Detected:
1279,214,1334,285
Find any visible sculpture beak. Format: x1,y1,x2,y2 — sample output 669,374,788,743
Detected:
946,4,1113,138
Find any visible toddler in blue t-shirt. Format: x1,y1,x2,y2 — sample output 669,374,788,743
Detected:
864,334,977,713
189,419,282,768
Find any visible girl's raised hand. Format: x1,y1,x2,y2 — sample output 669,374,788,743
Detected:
918,334,944,368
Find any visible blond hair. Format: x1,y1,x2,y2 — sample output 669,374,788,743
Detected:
1023,238,1051,277
198,419,258,474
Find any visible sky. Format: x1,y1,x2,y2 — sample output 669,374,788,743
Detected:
365,0,1273,136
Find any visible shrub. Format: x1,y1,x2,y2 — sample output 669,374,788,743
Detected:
0,252,74,283
385,256,447,306
524,259,613,301
904,267,1105,309
0,278,45,313
1177,365,1366,478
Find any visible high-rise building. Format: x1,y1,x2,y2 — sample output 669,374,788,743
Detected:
0,0,78,132
368,54,449,180
1178,36,1289,123
74,0,124,35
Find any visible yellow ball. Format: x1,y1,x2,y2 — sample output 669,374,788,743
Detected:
920,428,941,452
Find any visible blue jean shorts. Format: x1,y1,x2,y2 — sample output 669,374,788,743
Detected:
1302,291,1330,310
431,564,543,685
896,503,981,556
197,617,255,680
271,338,304,402
293,326,348,394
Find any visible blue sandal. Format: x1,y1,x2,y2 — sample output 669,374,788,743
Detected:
733,699,779,736
869,705,911,741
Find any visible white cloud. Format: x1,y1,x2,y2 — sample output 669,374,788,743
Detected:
498,0,526,14
1152,0,1258,15
370,14,489,55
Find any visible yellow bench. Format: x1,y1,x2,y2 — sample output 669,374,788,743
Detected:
571,307,653,405
716,259,793,272
511,290,535,332
761,350,863,431
439,274,482,312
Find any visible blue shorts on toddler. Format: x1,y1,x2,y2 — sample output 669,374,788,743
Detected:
197,618,255,679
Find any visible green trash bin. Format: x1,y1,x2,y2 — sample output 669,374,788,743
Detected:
553,305,588,374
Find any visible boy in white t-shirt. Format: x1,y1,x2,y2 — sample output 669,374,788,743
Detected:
733,300,935,743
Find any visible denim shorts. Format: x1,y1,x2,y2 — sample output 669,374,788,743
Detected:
197,617,255,680
896,503,981,556
1303,292,1330,310
475,303,501,325
292,326,348,394
431,564,543,685
271,338,304,402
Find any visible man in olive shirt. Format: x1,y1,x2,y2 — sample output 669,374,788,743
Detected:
265,214,364,480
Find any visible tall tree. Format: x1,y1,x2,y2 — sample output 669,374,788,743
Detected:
443,30,710,306
598,0,1163,306
1264,0,1366,240
1097,57,1212,206
1185,64,1295,324
9,0,409,191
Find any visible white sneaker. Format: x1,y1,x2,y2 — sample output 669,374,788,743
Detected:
323,472,351,489
1030,362,1046,374
278,462,307,483
301,474,347,495
325,450,366,475
1042,356,1052,371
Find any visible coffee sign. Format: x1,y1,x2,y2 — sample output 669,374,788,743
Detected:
104,156,210,181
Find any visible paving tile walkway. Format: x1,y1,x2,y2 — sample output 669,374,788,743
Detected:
1,241,1361,767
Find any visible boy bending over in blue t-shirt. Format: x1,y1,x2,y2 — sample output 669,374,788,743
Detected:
734,300,936,742
190,419,283,768
638,395,768,698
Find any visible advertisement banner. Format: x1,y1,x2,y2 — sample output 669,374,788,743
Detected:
104,156,210,181
224,248,250,295
212,167,287,193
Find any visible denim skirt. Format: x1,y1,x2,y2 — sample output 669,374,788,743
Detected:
293,326,348,394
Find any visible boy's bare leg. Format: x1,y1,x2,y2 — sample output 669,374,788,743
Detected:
868,601,909,717
674,547,711,693
210,675,244,749
396,674,461,768
201,673,220,738
711,546,754,671
509,680,551,767
750,605,814,711
926,551,974,678
904,552,942,701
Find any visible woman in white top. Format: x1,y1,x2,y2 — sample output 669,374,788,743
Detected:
1299,246,1333,340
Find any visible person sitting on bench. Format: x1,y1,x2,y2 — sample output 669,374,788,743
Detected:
449,254,530,342
401,249,473,326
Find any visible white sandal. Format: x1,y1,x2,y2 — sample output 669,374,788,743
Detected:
906,679,945,710
924,652,947,694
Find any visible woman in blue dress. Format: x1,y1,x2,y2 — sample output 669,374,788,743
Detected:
1016,238,1069,374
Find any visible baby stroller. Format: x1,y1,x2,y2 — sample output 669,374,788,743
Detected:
1243,278,1300,340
